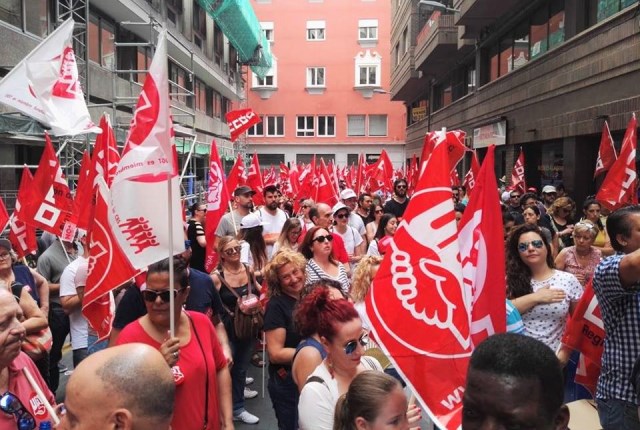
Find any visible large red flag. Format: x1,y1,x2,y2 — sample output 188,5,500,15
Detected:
462,151,481,194
510,148,526,193
226,153,246,197
0,197,8,233
366,149,394,193
594,121,617,179
246,153,265,206
315,158,339,206
420,130,467,177
84,178,138,340
70,151,94,231
596,114,638,211
354,153,366,194
298,157,317,200
10,167,37,258
408,154,418,196
21,133,74,237
204,141,230,273
92,114,120,188
226,108,261,142
365,140,471,429
458,145,506,347
561,280,603,395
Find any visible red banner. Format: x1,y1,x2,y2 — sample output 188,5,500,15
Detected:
10,167,37,258
462,151,481,194
226,108,261,142
226,153,246,198
204,141,230,273
594,121,617,179
315,158,339,206
246,152,265,206
0,197,8,232
510,149,526,193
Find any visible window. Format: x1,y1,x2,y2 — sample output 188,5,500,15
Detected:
266,116,285,136
530,1,565,60
88,15,115,69
369,115,387,136
194,79,208,113
307,20,326,40
598,0,635,22
354,50,381,87
167,0,183,25
358,66,377,86
306,67,325,87
261,22,274,42
252,57,277,87
193,0,206,49
248,116,264,136
403,26,409,53
347,115,366,136
317,116,335,137
297,116,315,137
358,19,378,40
0,0,49,36
214,23,224,65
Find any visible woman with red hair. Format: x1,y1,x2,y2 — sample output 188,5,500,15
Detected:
297,289,382,430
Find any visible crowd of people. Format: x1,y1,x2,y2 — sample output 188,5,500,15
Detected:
1,178,640,429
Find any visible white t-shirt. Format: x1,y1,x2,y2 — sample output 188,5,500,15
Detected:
348,212,366,236
334,226,363,256
259,208,288,259
59,257,88,350
521,270,583,351
298,357,383,430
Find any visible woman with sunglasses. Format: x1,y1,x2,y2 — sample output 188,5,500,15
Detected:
522,205,558,257
548,197,576,251
367,214,398,257
261,249,307,430
298,199,316,231
272,217,303,256
300,226,350,294
506,224,582,355
117,257,233,430
365,204,385,244
581,199,614,256
210,236,260,425
298,296,383,430
332,203,365,267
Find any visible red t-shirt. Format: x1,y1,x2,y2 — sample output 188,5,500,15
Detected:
331,232,349,264
116,311,227,430
0,352,56,428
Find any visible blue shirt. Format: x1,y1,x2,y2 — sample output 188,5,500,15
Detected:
505,300,525,334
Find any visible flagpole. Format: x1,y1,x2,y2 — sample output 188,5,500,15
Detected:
229,201,238,237
168,176,176,338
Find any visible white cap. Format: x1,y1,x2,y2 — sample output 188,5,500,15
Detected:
501,191,511,203
240,212,267,229
340,188,357,200
332,202,349,215
541,185,557,194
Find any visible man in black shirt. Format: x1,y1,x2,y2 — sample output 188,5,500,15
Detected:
383,179,410,220
187,201,207,271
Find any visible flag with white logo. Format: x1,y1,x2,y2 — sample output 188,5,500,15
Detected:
226,108,261,142
9,167,37,258
204,140,230,272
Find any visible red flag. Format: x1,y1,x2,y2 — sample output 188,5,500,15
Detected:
355,153,366,194
288,163,300,197
561,280,603,395
458,145,506,347
226,153,246,197
21,133,74,236
226,108,261,142
594,121,617,179
462,151,481,194
315,158,339,206
92,114,120,188
84,178,138,340
365,141,471,429
9,167,37,258
366,150,394,193
596,114,638,211
204,141,230,272
70,151,94,231
263,166,277,187
0,197,8,233
408,154,418,195
420,130,467,177
510,148,526,194
298,157,317,200
450,169,460,187
246,153,265,206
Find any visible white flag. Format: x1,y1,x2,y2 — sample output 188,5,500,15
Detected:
109,31,184,270
0,19,100,136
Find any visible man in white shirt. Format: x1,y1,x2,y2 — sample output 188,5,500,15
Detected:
258,185,288,259
340,188,366,243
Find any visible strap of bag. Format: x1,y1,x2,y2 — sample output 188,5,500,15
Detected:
304,375,328,388
10,282,24,303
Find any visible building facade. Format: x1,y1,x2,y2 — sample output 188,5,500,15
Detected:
0,0,244,209
391,0,639,206
245,0,407,169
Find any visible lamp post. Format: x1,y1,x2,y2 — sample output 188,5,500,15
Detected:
417,0,461,13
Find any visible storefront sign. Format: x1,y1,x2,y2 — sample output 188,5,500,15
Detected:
473,120,506,149
412,106,427,122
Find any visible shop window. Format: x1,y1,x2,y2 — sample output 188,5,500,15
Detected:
347,115,366,136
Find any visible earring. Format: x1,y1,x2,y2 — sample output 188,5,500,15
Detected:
326,355,335,378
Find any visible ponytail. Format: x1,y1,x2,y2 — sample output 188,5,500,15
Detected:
333,393,356,430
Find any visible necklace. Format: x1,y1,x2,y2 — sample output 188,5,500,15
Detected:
224,265,244,275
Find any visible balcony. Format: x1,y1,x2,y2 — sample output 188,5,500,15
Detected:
454,0,528,38
414,13,458,79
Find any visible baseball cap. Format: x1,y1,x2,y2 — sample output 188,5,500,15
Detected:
234,185,256,197
332,202,349,215
340,188,357,200
0,239,11,251
542,185,557,194
240,212,267,229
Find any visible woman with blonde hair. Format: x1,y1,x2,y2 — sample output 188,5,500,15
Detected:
555,219,601,286
548,196,576,250
351,255,382,331
272,217,303,256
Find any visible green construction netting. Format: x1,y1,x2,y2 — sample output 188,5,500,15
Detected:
198,0,273,78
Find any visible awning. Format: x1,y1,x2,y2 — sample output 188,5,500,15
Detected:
198,0,273,78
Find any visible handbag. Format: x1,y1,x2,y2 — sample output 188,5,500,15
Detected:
11,282,52,361
216,265,264,340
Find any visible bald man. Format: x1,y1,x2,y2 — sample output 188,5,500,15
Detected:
60,343,175,430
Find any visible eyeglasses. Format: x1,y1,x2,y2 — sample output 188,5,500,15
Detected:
312,235,333,244
0,253,10,260
335,213,349,220
510,195,521,199
141,288,185,303
223,246,242,256
0,392,36,429
344,332,369,355
196,208,207,212
395,185,407,189
517,240,544,253
375,209,384,214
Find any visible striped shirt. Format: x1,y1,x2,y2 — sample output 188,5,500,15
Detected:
305,259,350,294
592,254,640,403
506,300,525,334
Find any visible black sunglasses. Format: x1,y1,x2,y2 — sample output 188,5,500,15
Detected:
223,246,242,256
395,184,407,189
335,213,349,219
0,392,35,429
141,288,185,303
375,209,384,214
312,235,333,244
344,332,369,355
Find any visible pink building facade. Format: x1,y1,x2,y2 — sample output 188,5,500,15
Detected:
245,0,407,168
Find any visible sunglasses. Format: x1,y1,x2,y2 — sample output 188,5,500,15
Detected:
510,195,521,199
395,185,407,189
223,246,242,256
335,213,349,220
312,235,334,244
196,208,207,212
560,207,573,212
344,332,369,355
0,392,36,429
375,209,384,214
517,240,544,253
141,288,185,303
